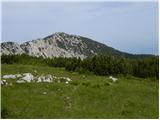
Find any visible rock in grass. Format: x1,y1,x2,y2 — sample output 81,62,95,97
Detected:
55,76,72,83
2,74,16,79
34,70,37,73
37,74,53,83
109,76,118,82
16,73,34,83
2,73,22,79
58,77,72,82
43,74,53,83
1,80,8,85
42,92,47,95
3,73,72,84
82,75,86,78
65,81,69,84
15,74,22,78
37,76,42,83
21,73,34,83
16,80,26,83
9,83,13,86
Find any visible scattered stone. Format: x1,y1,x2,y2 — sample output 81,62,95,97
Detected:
2,80,6,83
109,76,118,82
42,92,47,95
21,73,34,83
9,83,13,86
3,74,16,79
82,75,86,78
66,81,69,84
34,70,37,73
37,77,42,83
37,75,53,83
53,76,57,79
58,77,72,83
1,80,8,85
2,73,72,84
66,77,71,81
16,80,26,83
37,76,45,83
15,74,22,78
57,88,61,91
43,74,53,83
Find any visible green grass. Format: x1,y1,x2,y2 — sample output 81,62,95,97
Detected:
1,64,159,118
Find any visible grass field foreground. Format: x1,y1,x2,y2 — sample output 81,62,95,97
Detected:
1,64,159,118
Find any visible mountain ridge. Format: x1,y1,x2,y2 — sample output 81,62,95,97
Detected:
1,32,156,59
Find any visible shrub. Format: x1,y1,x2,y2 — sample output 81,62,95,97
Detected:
1,54,158,79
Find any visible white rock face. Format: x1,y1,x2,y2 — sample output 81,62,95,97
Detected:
20,33,87,59
1,42,25,55
1,32,102,59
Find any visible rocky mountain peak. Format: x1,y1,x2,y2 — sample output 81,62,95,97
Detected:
1,32,124,59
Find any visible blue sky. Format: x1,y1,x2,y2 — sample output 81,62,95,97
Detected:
2,1,159,55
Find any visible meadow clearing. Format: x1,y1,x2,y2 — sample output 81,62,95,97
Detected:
1,64,159,119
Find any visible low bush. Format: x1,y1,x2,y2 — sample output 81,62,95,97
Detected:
1,54,158,79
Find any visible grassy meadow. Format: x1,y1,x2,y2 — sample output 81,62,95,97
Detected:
1,64,159,118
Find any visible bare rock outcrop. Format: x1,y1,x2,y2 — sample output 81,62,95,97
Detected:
1,32,123,59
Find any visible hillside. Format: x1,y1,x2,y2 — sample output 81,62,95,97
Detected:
1,32,137,59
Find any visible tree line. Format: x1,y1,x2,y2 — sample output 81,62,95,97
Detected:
1,54,159,79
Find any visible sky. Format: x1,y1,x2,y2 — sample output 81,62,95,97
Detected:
1,1,159,55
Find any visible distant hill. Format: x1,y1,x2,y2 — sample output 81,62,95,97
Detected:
1,32,156,59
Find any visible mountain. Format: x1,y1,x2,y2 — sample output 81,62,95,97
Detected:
0,32,154,59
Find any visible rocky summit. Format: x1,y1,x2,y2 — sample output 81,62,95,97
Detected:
1,32,125,59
